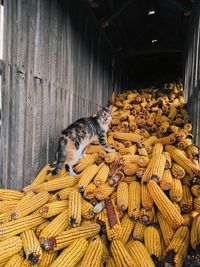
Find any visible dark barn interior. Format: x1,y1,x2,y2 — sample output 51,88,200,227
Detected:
88,0,193,87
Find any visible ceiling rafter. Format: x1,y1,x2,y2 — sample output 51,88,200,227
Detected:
101,0,135,28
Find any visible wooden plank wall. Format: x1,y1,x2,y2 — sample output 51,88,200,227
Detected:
0,0,125,189
184,0,200,149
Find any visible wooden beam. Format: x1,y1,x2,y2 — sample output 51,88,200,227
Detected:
101,0,135,28
117,46,182,60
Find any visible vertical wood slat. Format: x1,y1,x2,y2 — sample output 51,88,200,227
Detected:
184,0,200,149
1,0,126,190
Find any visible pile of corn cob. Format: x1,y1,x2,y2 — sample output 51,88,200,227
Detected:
0,83,200,267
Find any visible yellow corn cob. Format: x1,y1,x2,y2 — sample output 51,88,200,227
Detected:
147,180,184,229
45,165,70,182
81,198,94,219
142,136,158,147
34,177,76,193
173,202,181,213
137,156,149,168
157,211,175,247
163,226,189,267
43,223,100,251
78,164,99,192
160,121,170,133
114,132,144,143
128,181,140,220
0,258,10,267
17,191,35,205
120,154,139,165
105,198,122,241
74,153,99,173
144,226,162,264
0,189,24,201
39,200,68,218
117,182,128,212
0,211,12,224
182,212,195,227
132,221,146,242
150,154,166,183
139,208,154,225
21,230,42,265
123,163,137,176
0,213,45,241
186,144,199,159
0,236,23,262
94,164,109,186
169,179,183,202
152,143,163,157
171,163,186,179
95,209,106,227
50,238,88,267
105,152,119,163
141,184,154,211
100,234,110,263
95,182,115,201
38,250,57,267
178,138,192,150
138,147,148,157
0,200,20,213
191,184,200,197
190,214,200,249
79,236,103,267
119,145,137,155
139,128,150,138
84,183,97,200
120,213,135,245
159,169,173,191
11,191,49,219
4,253,24,267
31,164,51,186
86,145,105,154
168,107,177,120
170,125,180,133
141,157,156,184
36,221,50,239
165,145,200,177
55,187,74,200
194,197,200,213
179,185,193,213
126,240,155,267
136,167,145,178
183,122,192,132
68,190,82,227
163,151,172,169
110,239,136,267
40,210,69,242
111,118,121,125
176,129,188,141
156,133,176,145
105,256,116,267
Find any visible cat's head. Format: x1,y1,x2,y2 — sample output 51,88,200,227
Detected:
96,105,112,126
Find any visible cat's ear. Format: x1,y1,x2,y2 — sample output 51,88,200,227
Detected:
96,105,102,112
107,104,113,113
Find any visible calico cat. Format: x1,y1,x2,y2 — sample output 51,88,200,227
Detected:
52,105,115,176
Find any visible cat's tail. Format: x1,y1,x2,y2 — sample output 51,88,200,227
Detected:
52,136,67,175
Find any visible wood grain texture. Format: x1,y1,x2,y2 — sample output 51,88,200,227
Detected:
0,0,125,189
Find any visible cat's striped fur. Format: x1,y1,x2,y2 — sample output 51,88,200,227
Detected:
52,105,114,176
